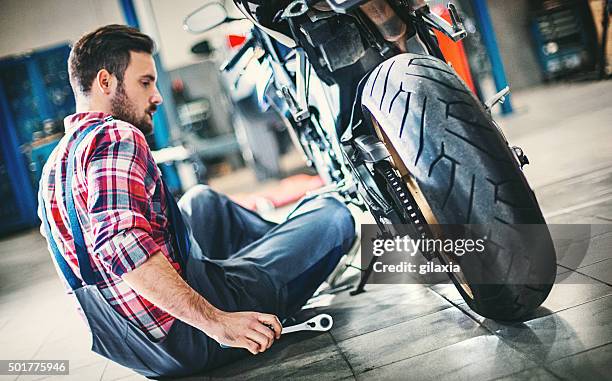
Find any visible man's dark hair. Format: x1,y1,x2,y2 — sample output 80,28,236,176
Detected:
68,24,155,95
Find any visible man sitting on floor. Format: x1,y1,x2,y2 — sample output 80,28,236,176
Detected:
38,24,355,378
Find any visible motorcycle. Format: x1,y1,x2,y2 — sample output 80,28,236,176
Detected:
184,0,557,321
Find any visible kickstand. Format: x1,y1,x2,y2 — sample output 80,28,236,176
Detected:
349,251,380,296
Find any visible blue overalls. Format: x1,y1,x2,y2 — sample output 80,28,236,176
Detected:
39,119,355,378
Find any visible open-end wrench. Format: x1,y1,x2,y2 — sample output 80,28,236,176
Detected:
282,314,333,334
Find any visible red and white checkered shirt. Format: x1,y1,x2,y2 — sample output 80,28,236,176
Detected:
39,111,181,340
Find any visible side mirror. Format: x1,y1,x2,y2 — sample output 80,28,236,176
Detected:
183,2,228,33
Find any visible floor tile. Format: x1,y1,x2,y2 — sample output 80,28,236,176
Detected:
337,307,487,374
428,283,464,305
484,295,612,364
99,360,141,381
26,335,101,373
576,258,612,286
435,271,612,323
355,335,537,381
545,343,612,381
547,213,611,225
556,266,572,276
30,361,107,381
112,375,147,381
204,332,353,381
572,202,612,222
493,367,560,381
327,286,453,341
323,284,430,309
536,166,612,215
555,229,612,270
537,272,611,315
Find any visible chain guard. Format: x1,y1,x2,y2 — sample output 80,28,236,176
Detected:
374,161,436,260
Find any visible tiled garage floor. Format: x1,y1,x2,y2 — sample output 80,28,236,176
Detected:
0,80,611,381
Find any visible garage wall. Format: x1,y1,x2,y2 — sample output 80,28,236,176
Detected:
0,0,208,70
143,0,250,71
0,0,237,142
0,0,545,90
0,0,123,58
0,0,245,74
141,0,214,71
485,0,543,90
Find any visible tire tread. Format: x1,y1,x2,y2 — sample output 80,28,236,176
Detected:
363,54,556,320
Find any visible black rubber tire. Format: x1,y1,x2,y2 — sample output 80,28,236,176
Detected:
362,53,556,321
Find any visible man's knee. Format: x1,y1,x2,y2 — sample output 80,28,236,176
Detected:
178,184,219,216
308,196,356,244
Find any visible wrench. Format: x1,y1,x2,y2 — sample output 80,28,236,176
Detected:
220,313,333,348
282,314,333,334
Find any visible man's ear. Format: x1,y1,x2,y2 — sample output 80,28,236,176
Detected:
95,69,116,95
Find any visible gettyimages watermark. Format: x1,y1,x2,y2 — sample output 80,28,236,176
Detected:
372,236,486,257
360,224,612,285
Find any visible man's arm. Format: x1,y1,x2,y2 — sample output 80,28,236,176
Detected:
85,126,280,353
121,252,282,354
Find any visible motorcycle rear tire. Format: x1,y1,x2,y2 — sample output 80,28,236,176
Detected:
362,53,556,321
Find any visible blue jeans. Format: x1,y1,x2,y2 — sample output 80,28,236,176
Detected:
175,185,355,369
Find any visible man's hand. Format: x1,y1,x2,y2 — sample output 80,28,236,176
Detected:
121,252,282,354
208,310,282,354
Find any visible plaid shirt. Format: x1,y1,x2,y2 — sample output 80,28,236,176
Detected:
39,111,181,340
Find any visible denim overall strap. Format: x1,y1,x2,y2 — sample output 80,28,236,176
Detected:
39,192,83,290
38,117,110,289
64,118,112,285
162,181,190,270
43,116,190,289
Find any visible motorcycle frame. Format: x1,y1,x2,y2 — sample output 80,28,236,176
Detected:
241,2,447,195
229,0,465,293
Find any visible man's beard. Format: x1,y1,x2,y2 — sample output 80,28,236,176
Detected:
110,83,155,135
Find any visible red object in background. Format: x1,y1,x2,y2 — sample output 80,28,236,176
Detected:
227,34,247,48
229,174,325,211
431,5,477,94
